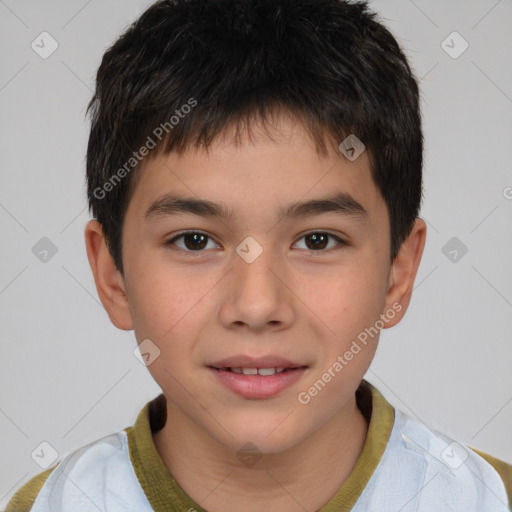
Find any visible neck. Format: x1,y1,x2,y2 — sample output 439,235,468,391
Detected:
153,395,368,512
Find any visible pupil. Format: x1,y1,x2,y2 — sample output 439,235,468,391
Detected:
306,233,327,250
184,233,207,250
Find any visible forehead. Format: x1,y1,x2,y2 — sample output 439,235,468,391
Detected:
125,115,385,226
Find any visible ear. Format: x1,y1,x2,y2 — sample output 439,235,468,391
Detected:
382,218,426,328
84,219,133,330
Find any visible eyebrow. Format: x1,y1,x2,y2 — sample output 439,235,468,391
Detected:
144,192,367,223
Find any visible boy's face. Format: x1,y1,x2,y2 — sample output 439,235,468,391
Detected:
87,114,425,454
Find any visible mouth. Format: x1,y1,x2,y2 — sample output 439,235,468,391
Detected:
207,356,308,398
210,355,307,371
209,366,306,376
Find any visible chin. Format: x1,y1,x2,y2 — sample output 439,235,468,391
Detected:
212,416,308,456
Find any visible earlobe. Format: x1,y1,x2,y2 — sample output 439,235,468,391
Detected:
382,218,427,328
84,219,134,331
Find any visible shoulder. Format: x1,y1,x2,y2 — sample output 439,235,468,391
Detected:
383,409,512,511
4,430,149,512
471,448,512,508
4,466,56,512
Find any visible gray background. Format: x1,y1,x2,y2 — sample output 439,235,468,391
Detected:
1,0,511,507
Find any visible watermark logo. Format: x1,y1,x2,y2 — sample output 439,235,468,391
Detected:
237,442,262,468
236,236,263,264
338,134,365,161
442,236,468,263
31,32,59,59
32,237,58,263
93,98,197,200
441,441,469,469
31,441,59,469
298,302,402,405
133,338,161,366
441,31,468,60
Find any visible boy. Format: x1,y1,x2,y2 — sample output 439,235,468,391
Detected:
6,0,511,510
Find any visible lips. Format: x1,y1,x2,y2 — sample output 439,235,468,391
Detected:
208,355,308,399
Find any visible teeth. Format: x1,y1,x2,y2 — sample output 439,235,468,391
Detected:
228,367,290,375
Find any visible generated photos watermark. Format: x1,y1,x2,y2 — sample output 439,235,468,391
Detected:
93,98,197,200
297,302,402,405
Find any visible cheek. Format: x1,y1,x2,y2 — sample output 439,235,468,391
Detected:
294,266,385,413
126,258,195,340
301,260,388,344
126,256,226,358
127,269,205,388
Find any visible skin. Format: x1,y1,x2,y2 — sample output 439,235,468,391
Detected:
85,114,426,512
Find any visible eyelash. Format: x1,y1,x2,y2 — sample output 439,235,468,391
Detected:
164,231,347,254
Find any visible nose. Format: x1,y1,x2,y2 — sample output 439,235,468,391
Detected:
218,242,296,332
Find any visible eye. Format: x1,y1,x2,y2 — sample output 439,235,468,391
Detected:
165,230,346,253
293,232,346,251
165,231,220,252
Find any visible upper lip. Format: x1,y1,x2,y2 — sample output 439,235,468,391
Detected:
210,355,307,369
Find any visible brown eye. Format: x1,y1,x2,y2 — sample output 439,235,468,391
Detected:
294,232,346,251
306,233,328,250
166,232,219,252
182,233,208,250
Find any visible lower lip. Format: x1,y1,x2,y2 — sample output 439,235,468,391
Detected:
209,367,307,399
